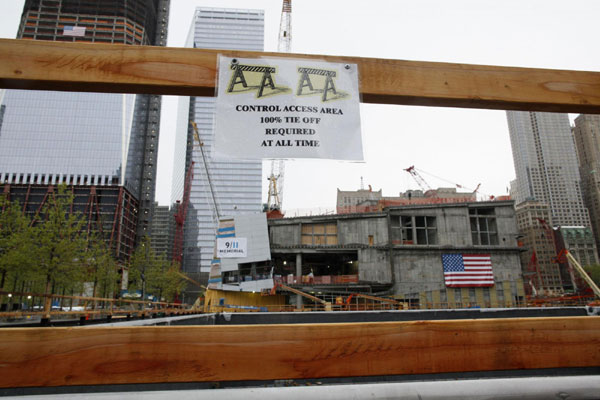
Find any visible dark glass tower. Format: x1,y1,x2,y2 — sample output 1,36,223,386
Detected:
0,0,170,259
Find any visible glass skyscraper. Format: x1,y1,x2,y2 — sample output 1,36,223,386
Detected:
506,111,591,228
172,8,264,277
0,0,169,259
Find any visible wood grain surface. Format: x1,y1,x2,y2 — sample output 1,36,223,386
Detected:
0,316,598,388
0,39,599,113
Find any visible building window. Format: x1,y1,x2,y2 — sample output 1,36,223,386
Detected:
391,215,437,245
301,223,338,245
470,208,498,245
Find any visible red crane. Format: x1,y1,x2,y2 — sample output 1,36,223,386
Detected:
172,161,193,264
172,122,220,264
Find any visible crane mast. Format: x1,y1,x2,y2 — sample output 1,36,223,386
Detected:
278,0,292,52
266,0,292,215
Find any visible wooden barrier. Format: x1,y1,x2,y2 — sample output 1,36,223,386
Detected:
0,39,599,389
0,39,599,113
0,316,598,388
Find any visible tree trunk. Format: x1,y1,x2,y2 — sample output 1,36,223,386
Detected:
93,274,98,311
43,278,52,319
0,270,6,310
59,287,65,309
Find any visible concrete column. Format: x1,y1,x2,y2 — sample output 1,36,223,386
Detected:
419,292,427,309
475,288,485,308
516,279,526,306
251,263,257,280
503,281,513,307
447,289,456,309
461,288,470,307
295,253,303,310
489,287,499,308
431,290,441,309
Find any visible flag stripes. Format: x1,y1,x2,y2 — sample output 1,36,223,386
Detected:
442,254,494,287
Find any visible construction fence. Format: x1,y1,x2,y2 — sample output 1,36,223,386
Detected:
0,290,195,324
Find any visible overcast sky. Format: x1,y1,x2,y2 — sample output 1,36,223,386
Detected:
2,1,599,215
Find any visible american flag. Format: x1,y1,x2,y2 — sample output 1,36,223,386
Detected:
63,26,86,37
442,254,494,287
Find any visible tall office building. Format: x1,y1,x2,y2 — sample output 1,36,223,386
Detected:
0,0,169,259
171,8,264,278
506,111,590,228
150,202,175,260
573,114,600,256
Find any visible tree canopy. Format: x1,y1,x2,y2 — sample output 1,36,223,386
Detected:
0,185,184,303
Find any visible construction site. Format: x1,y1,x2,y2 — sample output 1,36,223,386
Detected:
0,0,599,398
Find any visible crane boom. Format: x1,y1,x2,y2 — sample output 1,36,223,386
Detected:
404,165,433,192
563,250,600,299
191,121,220,221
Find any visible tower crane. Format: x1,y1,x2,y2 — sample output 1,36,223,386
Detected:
404,165,436,197
404,165,488,200
266,0,292,216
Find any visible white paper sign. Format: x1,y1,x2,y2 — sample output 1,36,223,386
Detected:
217,237,247,258
214,56,363,160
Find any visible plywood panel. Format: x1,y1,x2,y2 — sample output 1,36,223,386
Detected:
1,39,599,113
0,317,598,388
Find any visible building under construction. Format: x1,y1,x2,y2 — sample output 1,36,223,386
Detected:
266,200,526,308
1,184,138,259
515,200,599,296
337,186,479,214
0,0,170,259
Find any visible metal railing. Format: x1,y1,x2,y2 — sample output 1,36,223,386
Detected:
0,290,197,323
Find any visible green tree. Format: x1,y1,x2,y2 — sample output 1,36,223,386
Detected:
0,196,36,292
127,237,186,302
127,235,153,300
86,232,120,299
146,255,187,303
31,185,88,298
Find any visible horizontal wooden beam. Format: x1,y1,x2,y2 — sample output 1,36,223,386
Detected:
0,39,599,113
0,316,598,388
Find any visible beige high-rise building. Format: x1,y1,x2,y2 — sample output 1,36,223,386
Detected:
572,114,600,258
506,112,590,227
